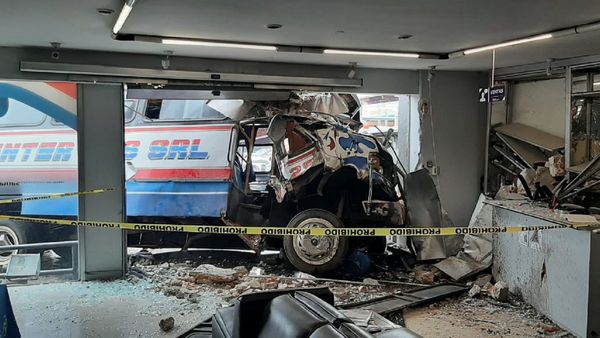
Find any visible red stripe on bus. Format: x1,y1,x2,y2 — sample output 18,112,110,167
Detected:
134,168,231,180
47,82,77,99
0,169,77,180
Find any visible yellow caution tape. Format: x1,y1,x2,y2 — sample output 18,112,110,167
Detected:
0,188,114,205
0,214,570,237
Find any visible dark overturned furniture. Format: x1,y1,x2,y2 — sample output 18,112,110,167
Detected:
0,285,21,338
179,287,422,338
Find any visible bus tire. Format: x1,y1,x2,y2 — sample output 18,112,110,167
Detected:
283,209,348,275
0,221,35,265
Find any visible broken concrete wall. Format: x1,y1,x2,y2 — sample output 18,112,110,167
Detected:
419,70,488,227
492,206,598,337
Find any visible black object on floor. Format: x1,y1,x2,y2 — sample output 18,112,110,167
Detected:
339,283,469,315
0,284,21,338
179,287,421,338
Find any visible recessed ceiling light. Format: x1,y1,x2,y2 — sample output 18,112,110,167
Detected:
265,24,283,30
397,34,412,40
162,38,277,51
97,8,115,15
324,49,420,58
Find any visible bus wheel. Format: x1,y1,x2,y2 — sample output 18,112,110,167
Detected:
0,224,22,265
283,209,348,274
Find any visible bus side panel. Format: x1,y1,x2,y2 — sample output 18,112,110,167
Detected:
0,129,78,216
125,125,234,219
0,121,235,219
126,181,229,217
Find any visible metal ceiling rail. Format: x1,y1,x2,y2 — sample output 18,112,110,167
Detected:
20,61,363,88
494,55,600,81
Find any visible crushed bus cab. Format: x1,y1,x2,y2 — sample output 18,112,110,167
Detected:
0,83,451,274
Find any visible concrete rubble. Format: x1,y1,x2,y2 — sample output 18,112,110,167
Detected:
129,259,410,306
413,269,435,285
466,276,510,303
125,251,574,337
159,316,175,332
546,155,566,177
189,264,248,284
489,282,509,302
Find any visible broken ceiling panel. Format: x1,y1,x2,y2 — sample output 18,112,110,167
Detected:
493,145,526,171
495,123,564,152
567,161,600,179
496,133,547,168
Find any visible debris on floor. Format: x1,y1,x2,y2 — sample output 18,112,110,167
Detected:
489,281,509,302
340,309,400,333
339,283,469,315
433,194,494,281
413,269,435,285
130,258,413,306
189,264,247,284
126,249,573,337
404,293,575,338
159,316,175,332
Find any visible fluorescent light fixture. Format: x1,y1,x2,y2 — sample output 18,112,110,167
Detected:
463,33,553,55
112,0,136,34
323,49,420,58
161,38,277,51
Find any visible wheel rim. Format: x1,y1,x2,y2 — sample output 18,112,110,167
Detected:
292,218,339,265
0,226,18,264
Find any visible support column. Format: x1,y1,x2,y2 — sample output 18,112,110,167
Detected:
77,84,125,280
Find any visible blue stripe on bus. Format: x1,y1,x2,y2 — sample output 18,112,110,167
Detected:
20,182,78,216
126,181,230,217
0,83,76,129
20,181,230,218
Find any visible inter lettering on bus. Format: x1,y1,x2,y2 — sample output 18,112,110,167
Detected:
0,142,74,162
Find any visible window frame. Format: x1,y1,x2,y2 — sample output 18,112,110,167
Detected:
0,99,48,128
141,99,228,123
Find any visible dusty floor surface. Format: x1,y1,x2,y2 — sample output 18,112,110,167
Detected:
404,296,573,338
5,248,574,338
129,248,574,338
8,280,224,338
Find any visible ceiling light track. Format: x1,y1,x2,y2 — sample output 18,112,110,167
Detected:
450,19,600,57
20,61,363,88
114,34,443,59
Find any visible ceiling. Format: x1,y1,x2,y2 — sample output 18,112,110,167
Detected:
2,0,600,71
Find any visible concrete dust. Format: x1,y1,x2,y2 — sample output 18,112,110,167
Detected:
404,296,574,338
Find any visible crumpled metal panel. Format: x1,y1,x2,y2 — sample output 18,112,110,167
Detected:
404,169,463,260
434,194,493,280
